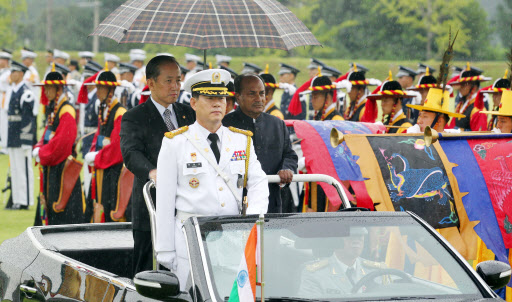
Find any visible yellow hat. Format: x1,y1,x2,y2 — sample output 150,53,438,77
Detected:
407,88,465,118
481,90,512,117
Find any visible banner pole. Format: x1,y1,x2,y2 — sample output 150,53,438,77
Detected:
259,213,265,302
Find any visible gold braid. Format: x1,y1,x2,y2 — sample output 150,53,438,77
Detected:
244,136,251,187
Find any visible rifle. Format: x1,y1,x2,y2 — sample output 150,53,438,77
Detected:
2,164,11,205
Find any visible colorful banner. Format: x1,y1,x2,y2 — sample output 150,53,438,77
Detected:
289,120,385,210
367,136,459,229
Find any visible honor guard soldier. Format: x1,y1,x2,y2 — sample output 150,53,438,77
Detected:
5,61,36,209
220,65,238,79
407,67,437,123
367,75,414,134
104,53,121,79
78,51,95,69
155,69,269,287
54,63,76,104
240,62,262,74
479,71,511,130
446,63,490,131
33,67,85,225
396,66,418,118
215,54,231,68
117,62,138,109
130,49,146,89
21,47,40,90
77,62,102,158
53,49,70,66
306,74,344,121
0,49,12,149
307,58,326,79
481,90,512,133
344,65,371,122
177,64,192,106
416,63,436,81
183,53,201,82
348,62,369,74
44,49,54,73
84,68,131,223
298,227,388,297
225,80,236,115
260,66,284,120
277,63,299,119
406,88,465,134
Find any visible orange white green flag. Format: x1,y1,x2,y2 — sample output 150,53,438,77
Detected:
228,221,262,302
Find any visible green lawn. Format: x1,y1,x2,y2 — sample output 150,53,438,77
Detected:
0,153,39,244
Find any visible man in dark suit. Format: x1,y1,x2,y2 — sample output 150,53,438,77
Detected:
120,55,195,276
223,74,297,213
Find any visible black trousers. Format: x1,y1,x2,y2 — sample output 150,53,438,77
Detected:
132,229,153,277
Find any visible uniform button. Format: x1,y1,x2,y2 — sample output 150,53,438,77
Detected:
221,203,225,207
219,187,223,191
257,146,261,150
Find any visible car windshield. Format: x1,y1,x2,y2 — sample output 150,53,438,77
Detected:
199,213,483,301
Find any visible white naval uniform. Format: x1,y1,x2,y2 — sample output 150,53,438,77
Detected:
23,65,41,116
0,68,11,148
133,66,146,89
156,121,269,288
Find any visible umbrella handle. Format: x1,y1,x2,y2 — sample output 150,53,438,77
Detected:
203,50,207,70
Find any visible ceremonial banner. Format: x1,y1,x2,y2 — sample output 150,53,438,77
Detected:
366,136,459,230
344,135,476,259
290,120,385,210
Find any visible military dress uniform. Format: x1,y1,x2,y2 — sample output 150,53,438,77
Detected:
84,69,130,223
278,63,300,119
33,70,85,225
6,61,37,208
156,69,269,288
130,49,146,89
0,49,12,149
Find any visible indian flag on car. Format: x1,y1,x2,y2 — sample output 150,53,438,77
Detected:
228,222,261,302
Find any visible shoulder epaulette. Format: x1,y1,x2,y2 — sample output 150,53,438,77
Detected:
165,126,189,139
306,259,329,272
361,259,387,269
228,126,253,137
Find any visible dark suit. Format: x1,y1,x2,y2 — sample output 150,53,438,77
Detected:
223,108,297,213
120,98,195,276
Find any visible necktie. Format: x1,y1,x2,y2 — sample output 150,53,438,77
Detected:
346,267,356,286
208,133,220,163
163,109,175,131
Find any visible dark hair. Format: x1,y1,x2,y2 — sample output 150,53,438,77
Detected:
234,73,264,94
146,55,179,80
69,59,80,72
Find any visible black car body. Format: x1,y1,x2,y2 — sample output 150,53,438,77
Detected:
0,212,509,301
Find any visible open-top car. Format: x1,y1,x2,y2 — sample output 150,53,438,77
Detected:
1,211,511,302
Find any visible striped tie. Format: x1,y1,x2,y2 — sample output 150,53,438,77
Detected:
163,109,175,131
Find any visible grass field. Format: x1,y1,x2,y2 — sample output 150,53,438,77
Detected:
0,51,510,244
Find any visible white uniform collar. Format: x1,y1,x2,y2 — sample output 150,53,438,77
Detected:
392,109,403,123
11,80,25,93
264,99,275,112
194,121,223,143
88,87,97,99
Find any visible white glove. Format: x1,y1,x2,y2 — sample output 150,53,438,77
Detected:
444,128,461,134
278,83,297,95
84,151,98,167
120,80,136,94
406,124,421,134
32,147,40,163
299,92,308,103
66,79,82,87
374,121,384,126
368,78,382,86
94,99,100,114
445,85,453,95
298,157,307,173
407,90,422,105
335,80,352,92
157,251,177,271
492,127,502,134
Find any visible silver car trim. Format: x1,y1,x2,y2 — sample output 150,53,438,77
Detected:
194,217,218,302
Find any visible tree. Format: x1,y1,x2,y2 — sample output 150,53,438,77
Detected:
0,0,27,49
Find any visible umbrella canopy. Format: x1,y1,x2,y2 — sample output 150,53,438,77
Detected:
90,0,321,51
